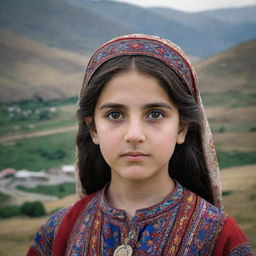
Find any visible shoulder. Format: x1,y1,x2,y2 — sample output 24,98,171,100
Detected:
28,206,72,256
213,216,254,256
28,191,100,256
183,193,254,255
190,192,253,255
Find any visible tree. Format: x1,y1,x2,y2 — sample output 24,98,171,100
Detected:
0,205,20,218
20,201,46,217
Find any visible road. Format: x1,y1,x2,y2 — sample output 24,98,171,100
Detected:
0,126,77,143
0,174,75,205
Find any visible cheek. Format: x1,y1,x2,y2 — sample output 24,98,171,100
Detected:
153,124,179,144
96,126,122,157
97,125,121,143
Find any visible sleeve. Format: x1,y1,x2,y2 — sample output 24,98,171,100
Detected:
213,216,254,256
26,207,70,256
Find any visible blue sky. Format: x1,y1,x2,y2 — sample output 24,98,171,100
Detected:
114,0,256,12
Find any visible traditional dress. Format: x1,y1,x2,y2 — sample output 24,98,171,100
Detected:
27,34,254,255
27,183,252,255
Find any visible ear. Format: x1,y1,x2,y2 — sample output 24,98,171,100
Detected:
84,117,99,145
176,123,189,145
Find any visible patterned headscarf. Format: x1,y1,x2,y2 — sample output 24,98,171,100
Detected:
78,34,222,208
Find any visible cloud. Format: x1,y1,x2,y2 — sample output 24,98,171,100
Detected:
115,0,256,12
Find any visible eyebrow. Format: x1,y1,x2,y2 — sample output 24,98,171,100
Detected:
99,102,172,110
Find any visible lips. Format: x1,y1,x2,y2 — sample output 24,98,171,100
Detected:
122,151,149,157
121,151,149,161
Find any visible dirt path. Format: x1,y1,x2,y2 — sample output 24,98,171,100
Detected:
0,187,58,205
0,126,77,143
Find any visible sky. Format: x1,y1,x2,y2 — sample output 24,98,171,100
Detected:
113,0,256,12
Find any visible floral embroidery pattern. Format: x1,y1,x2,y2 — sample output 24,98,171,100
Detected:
66,183,226,255
31,206,70,255
30,183,253,255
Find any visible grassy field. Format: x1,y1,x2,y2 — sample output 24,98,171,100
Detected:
201,92,256,108
0,165,255,255
0,131,76,171
221,165,256,252
217,151,256,169
0,192,10,206
17,182,75,199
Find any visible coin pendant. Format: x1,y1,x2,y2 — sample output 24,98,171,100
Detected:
113,244,133,256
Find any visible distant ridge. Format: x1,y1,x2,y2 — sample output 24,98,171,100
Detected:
0,0,255,57
0,0,133,55
148,5,256,56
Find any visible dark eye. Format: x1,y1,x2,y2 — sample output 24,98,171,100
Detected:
107,111,124,120
147,111,164,120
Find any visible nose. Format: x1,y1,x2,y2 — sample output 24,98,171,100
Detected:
124,118,146,144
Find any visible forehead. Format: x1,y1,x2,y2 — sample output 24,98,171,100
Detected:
96,70,173,106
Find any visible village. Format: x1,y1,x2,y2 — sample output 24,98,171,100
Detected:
0,165,76,204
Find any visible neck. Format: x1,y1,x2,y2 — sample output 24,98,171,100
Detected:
106,174,175,221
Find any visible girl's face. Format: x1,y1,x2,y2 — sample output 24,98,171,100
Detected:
90,70,188,183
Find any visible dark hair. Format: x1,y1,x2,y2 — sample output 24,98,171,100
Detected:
76,55,214,204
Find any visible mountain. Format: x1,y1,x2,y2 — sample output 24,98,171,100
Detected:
64,0,203,55
199,6,256,24
0,0,255,103
0,26,255,104
0,0,255,58
0,29,87,103
148,6,256,28
195,39,256,94
148,5,256,56
0,0,133,55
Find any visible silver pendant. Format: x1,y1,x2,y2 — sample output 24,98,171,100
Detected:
113,244,133,256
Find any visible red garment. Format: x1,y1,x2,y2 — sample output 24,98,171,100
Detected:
27,189,253,256
213,216,252,255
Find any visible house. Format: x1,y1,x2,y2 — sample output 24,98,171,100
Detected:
14,170,48,181
0,168,17,179
61,165,75,176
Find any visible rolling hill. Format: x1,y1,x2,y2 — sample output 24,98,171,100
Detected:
0,29,87,103
195,39,256,93
0,28,255,103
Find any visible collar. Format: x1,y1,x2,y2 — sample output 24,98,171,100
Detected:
99,182,184,222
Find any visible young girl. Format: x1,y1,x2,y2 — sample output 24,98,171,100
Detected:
27,34,253,255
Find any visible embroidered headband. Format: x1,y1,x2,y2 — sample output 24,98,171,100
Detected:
81,34,198,100
78,34,222,208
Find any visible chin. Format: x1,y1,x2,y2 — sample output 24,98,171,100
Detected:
118,168,155,182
